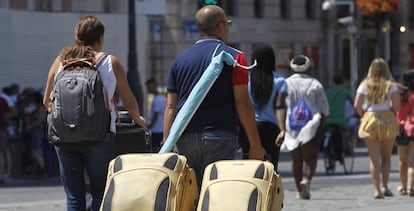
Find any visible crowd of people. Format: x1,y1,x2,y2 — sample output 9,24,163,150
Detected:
1,4,414,211
0,85,55,183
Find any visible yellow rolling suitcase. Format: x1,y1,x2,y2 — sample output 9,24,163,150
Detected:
100,153,198,211
197,160,284,211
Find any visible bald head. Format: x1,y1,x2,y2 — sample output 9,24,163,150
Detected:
195,5,226,36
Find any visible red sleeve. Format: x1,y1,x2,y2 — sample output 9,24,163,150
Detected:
232,53,249,85
397,104,408,123
398,92,414,123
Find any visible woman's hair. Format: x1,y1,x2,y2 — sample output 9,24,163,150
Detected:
401,69,414,91
250,43,275,109
362,58,395,104
60,16,105,61
399,69,414,102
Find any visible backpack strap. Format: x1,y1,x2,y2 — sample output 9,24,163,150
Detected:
62,53,108,70
95,52,109,68
62,57,95,70
93,52,110,110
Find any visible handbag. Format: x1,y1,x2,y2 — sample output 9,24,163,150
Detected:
396,124,408,145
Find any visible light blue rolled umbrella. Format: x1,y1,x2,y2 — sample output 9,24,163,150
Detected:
159,51,255,153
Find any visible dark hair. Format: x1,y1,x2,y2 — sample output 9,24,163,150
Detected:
2,87,12,95
292,56,307,65
333,74,344,85
60,16,105,61
400,69,414,102
401,69,414,91
146,78,156,86
250,43,275,109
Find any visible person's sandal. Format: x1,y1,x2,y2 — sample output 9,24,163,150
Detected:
299,180,311,200
374,193,384,199
397,186,407,195
408,189,414,197
382,188,394,197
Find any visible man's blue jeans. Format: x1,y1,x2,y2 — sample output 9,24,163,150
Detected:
55,134,114,211
176,129,238,189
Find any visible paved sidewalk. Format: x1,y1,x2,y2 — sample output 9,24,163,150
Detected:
1,146,413,210
278,146,414,211
281,172,414,211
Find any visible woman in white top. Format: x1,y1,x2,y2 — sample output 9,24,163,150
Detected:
354,57,400,199
43,16,145,210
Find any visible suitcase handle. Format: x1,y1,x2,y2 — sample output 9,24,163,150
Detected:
116,126,151,145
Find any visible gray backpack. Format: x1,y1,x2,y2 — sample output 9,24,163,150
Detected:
47,54,111,145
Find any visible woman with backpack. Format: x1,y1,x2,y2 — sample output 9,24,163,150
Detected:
282,55,329,199
396,69,414,196
354,58,400,199
43,16,146,210
238,43,288,170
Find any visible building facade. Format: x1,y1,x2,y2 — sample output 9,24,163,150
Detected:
0,0,413,93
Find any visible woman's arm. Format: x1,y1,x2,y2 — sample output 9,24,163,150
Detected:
390,86,401,112
275,93,287,146
43,56,61,109
111,55,146,127
354,92,365,117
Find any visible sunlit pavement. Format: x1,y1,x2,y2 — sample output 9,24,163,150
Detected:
1,144,414,210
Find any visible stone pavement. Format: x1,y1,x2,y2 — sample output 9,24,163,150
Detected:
280,172,414,211
278,146,414,211
0,145,413,211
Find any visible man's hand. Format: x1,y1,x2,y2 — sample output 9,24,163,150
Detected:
248,145,266,160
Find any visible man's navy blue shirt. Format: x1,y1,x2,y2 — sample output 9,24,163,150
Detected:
167,37,248,133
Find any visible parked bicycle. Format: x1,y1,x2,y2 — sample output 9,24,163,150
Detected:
322,125,355,175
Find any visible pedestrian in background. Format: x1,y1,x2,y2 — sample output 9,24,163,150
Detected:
43,16,146,210
324,74,354,169
0,87,15,182
283,55,329,200
354,57,400,199
396,69,414,196
0,96,10,184
146,78,166,152
325,74,353,132
21,88,47,178
238,43,287,170
164,5,265,188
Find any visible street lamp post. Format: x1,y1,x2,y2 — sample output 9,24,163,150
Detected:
322,0,359,95
128,0,144,113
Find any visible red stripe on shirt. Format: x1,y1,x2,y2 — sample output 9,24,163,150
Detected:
232,53,249,85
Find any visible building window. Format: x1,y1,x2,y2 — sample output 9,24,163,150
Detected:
305,0,315,19
103,0,111,12
198,0,234,16
34,0,52,11
10,0,27,10
280,0,290,19
221,0,234,16
410,1,414,28
103,0,120,13
254,0,264,18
